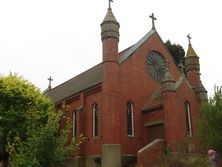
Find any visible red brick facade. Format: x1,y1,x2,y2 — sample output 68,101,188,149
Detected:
47,8,207,167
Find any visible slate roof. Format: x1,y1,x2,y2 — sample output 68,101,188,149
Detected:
142,76,187,111
47,64,102,103
142,87,163,111
47,29,156,104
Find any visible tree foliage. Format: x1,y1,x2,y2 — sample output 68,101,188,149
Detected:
0,74,85,167
11,110,85,167
165,40,185,65
198,86,222,157
154,138,210,167
154,154,209,167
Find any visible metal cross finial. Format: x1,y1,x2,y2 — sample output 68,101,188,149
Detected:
48,76,53,89
187,34,192,45
108,0,113,9
149,13,157,30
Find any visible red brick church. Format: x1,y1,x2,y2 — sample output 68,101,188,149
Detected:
46,3,207,167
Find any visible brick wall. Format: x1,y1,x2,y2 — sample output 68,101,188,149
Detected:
55,30,202,161
119,33,181,155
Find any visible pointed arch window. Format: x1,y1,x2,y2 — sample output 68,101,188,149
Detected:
92,103,99,137
127,102,134,136
185,102,192,136
73,111,77,137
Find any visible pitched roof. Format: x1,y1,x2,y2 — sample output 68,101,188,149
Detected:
47,29,156,104
142,76,190,111
142,87,163,111
103,8,118,22
186,44,198,57
47,63,102,103
118,29,156,63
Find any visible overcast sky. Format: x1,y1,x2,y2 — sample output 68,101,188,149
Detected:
0,0,221,97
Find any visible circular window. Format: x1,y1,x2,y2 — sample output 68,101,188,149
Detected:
146,51,166,82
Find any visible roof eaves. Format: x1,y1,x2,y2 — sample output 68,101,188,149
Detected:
118,29,156,64
52,82,102,104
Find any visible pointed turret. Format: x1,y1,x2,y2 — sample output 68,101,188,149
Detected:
185,34,200,88
186,45,198,57
100,3,120,62
101,7,120,41
162,63,176,93
162,63,178,148
185,34,208,102
185,34,200,74
195,82,208,102
100,2,121,167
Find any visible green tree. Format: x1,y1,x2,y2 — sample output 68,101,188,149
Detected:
165,40,185,65
0,74,84,167
198,86,222,157
11,110,85,167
